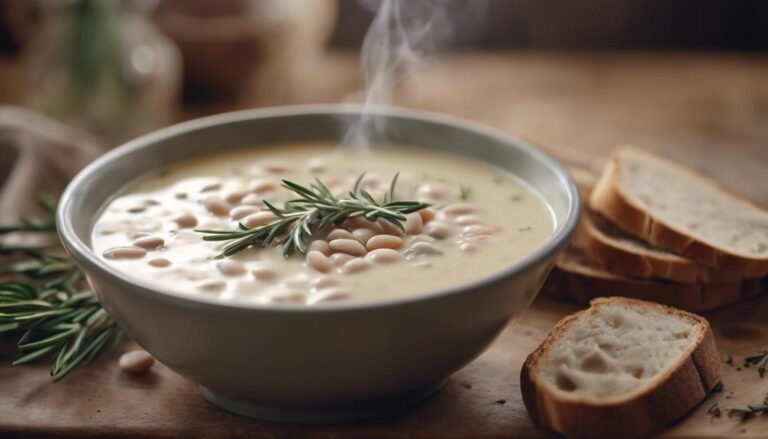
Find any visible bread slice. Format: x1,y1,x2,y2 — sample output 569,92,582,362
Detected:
589,147,768,276
544,250,756,312
583,212,711,283
521,297,721,439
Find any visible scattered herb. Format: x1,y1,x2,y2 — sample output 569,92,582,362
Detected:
707,401,721,417
196,174,430,259
744,350,767,378
174,193,188,200
726,355,733,365
494,399,507,405
459,184,472,201
510,194,524,202
493,176,504,184
517,226,533,232
712,381,724,393
0,196,121,381
0,194,57,234
157,169,170,178
727,394,768,419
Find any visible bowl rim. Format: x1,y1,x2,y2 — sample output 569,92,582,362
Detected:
57,104,581,313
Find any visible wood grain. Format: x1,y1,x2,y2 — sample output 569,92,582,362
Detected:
1,52,768,438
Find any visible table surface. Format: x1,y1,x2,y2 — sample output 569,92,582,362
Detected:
1,51,768,438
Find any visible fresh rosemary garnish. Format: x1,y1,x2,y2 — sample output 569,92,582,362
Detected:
0,196,121,381
744,350,768,378
197,173,430,259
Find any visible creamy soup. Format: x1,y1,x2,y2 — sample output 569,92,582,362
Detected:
92,144,554,304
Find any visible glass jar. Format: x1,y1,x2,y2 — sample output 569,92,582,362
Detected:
25,0,181,147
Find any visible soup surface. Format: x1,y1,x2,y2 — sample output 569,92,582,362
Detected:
92,144,554,304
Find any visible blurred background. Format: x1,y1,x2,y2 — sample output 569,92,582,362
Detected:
0,0,767,201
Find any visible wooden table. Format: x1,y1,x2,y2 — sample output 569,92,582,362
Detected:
2,52,768,438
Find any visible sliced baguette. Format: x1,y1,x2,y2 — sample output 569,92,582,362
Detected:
583,212,711,283
544,250,757,312
521,297,721,439
589,147,768,276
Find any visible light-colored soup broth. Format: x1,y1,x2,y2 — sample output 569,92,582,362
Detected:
92,144,554,304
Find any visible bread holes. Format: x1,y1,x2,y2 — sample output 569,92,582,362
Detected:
555,372,578,392
580,352,608,373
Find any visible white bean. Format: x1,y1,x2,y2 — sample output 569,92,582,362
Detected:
339,258,372,274
366,235,404,250
366,248,402,264
405,212,423,235
418,208,436,223
252,267,279,282
377,219,405,237
229,205,260,220
203,196,229,216
424,222,453,239
352,228,376,243
307,251,333,273
343,216,384,232
442,203,476,216
308,240,331,256
132,236,164,249
103,246,147,259
460,242,481,253
407,241,443,257
174,213,198,228
329,239,367,256
454,214,484,226
119,350,154,374
418,183,447,200
197,280,226,292
148,258,171,268
408,234,436,245
311,275,338,289
308,158,326,173
260,161,290,173
327,229,355,241
200,182,222,192
225,190,249,204
269,290,305,303
239,193,263,206
127,205,146,213
461,225,498,237
242,211,278,228
217,260,246,276
308,288,349,304
248,179,277,194
331,253,355,266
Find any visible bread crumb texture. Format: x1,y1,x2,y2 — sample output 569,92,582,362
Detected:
538,301,697,400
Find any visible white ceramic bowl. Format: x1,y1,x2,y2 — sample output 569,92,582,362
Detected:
57,105,580,423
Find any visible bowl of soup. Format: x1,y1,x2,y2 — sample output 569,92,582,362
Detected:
57,105,580,423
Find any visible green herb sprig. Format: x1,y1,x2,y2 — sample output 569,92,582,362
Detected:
745,350,768,378
197,173,430,259
728,394,768,419
0,195,121,381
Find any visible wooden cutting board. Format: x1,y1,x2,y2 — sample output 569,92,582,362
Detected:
2,52,768,438
1,295,767,438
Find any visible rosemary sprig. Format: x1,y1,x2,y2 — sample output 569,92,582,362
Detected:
197,173,430,259
0,196,121,381
744,350,768,378
728,394,768,419
459,184,472,201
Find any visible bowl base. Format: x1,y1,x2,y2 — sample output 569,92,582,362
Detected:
198,380,446,424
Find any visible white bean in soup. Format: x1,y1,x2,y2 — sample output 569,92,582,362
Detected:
92,144,554,305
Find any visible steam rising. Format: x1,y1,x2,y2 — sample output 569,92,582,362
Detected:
343,0,484,150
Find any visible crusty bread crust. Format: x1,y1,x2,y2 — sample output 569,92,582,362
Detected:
589,147,768,277
544,251,756,312
521,297,721,439
582,212,710,283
